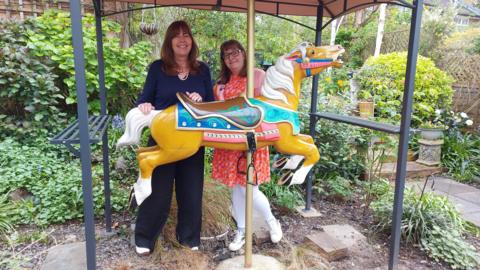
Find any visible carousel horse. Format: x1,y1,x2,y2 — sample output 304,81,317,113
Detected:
117,43,345,205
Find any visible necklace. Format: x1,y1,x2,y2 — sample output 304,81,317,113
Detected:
178,71,189,81
177,67,189,81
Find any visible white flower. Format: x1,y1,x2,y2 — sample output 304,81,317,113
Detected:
460,112,468,118
435,109,442,115
466,120,473,126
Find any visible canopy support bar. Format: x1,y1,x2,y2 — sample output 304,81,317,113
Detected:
305,4,324,211
388,0,423,269
69,0,97,268
93,0,112,233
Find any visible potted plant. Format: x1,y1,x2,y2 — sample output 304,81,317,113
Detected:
419,121,445,140
357,90,374,119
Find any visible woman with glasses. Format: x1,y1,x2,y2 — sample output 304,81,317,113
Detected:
211,40,282,251
134,20,213,255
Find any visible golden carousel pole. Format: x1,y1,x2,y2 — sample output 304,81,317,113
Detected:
245,0,255,267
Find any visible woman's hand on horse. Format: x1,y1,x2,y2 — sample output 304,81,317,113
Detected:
186,91,202,102
138,102,155,115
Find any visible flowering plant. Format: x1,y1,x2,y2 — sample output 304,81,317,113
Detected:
433,110,473,131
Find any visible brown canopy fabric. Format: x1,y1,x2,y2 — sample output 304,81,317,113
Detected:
105,0,412,18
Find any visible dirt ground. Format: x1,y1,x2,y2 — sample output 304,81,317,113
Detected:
2,192,479,270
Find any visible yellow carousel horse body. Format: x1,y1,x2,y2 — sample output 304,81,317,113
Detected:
118,43,344,205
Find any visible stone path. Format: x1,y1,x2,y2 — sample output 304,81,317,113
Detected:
407,176,480,227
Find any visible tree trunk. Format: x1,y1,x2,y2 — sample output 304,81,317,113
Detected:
116,1,131,48
355,10,364,26
374,4,387,57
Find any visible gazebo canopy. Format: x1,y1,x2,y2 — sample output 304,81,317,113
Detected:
104,0,413,18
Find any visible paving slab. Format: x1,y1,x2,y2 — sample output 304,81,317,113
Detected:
463,212,480,226
305,231,348,261
321,224,366,248
428,177,479,194
295,206,323,218
446,196,480,214
453,191,480,204
252,209,271,245
40,242,86,270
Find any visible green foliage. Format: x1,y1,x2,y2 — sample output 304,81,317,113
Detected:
260,174,303,210
0,138,129,226
371,189,479,269
361,178,391,200
372,189,465,243
315,176,354,201
0,19,65,141
419,4,456,60
471,36,480,54
317,67,351,96
0,194,16,237
442,132,480,182
313,96,365,180
26,10,151,114
355,52,454,126
421,226,480,270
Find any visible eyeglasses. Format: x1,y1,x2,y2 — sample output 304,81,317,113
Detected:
223,49,242,60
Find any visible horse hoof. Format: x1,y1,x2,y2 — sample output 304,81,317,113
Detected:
281,155,304,171
272,157,288,170
278,170,293,186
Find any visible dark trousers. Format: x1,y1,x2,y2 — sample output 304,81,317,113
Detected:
135,137,205,250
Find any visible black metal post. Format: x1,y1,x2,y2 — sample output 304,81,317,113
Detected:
305,5,323,211
93,0,112,233
388,0,423,269
69,0,96,269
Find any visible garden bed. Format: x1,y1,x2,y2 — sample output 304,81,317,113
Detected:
2,191,477,270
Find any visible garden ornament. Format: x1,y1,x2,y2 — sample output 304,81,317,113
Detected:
117,43,345,205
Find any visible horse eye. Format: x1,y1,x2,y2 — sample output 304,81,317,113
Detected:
309,50,315,55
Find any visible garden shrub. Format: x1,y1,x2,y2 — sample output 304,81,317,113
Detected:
355,52,454,127
371,189,479,269
442,132,480,182
0,139,129,226
0,19,65,141
315,176,354,201
26,10,152,115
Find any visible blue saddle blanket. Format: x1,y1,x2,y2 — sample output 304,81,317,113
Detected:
176,99,300,134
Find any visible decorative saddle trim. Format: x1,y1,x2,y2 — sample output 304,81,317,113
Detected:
204,123,280,143
248,99,301,135
177,93,264,130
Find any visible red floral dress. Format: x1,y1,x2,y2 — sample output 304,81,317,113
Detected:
211,75,270,187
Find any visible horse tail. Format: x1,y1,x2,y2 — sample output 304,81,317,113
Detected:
116,107,161,149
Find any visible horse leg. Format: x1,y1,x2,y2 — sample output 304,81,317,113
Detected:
280,134,316,170
273,134,319,185
134,147,199,205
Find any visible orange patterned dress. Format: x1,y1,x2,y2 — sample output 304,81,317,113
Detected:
211,75,270,187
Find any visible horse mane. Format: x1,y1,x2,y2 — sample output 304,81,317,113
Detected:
260,56,295,104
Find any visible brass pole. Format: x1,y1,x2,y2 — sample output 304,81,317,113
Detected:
245,0,255,268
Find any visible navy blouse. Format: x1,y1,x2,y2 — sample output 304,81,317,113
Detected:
136,60,214,110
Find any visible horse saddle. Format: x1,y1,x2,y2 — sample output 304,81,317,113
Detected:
177,93,264,129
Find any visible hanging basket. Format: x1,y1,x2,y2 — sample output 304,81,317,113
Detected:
139,22,158,35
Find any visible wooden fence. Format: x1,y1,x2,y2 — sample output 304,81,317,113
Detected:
0,0,118,20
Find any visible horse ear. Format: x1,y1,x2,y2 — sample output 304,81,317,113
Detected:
286,51,302,60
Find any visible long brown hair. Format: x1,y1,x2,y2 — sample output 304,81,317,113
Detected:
217,40,247,84
161,20,200,75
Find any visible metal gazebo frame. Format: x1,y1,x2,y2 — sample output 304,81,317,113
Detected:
65,0,423,269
